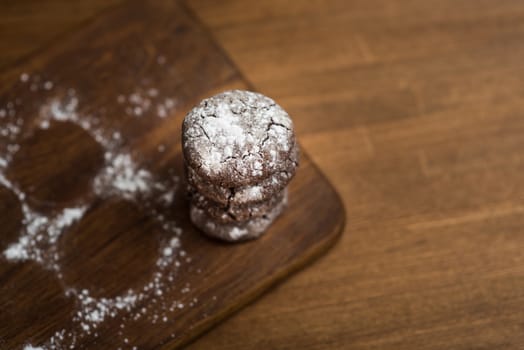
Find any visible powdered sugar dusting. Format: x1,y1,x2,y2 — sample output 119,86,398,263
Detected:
3,205,86,268
229,227,248,240
183,90,295,182
39,91,116,149
24,345,44,350
0,71,197,349
118,87,177,118
94,152,153,200
0,95,25,164
70,288,141,333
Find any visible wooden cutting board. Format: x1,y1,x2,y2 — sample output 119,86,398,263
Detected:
0,1,345,348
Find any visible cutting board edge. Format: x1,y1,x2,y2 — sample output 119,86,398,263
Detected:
177,193,346,349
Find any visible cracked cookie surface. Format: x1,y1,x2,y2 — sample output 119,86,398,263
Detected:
185,142,298,206
182,90,298,187
189,193,288,242
189,187,288,224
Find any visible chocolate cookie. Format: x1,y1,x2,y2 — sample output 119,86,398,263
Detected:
185,142,298,206
183,90,299,242
189,188,288,224
189,193,288,242
182,90,298,187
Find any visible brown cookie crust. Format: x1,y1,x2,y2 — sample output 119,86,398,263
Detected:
189,193,288,242
185,142,298,206
189,188,288,224
182,90,298,187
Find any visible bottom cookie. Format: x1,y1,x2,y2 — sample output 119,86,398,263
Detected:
190,193,288,242
189,187,288,224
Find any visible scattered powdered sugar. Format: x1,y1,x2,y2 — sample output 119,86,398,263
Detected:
24,345,44,350
0,71,197,349
157,235,181,269
49,207,86,243
3,205,87,269
20,73,30,83
94,152,154,200
118,87,177,118
70,289,141,332
0,95,25,164
39,91,116,149
49,95,78,121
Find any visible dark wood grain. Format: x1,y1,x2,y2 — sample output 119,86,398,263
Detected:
0,1,344,349
0,0,125,71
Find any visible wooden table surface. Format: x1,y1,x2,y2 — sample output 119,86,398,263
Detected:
3,0,524,349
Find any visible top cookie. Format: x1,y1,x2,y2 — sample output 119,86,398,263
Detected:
182,90,297,186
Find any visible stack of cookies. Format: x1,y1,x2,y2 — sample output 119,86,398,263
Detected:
182,90,299,242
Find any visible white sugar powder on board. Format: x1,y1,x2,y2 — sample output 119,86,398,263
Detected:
23,345,44,350
94,152,154,200
48,207,86,244
156,236,181,269
0,71,198,349
49,96,78,122
119,87,177,118
20,73,30,83
39,93,116,150
3,205,86,265
70,289,141,332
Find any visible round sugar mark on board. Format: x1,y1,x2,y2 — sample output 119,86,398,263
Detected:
57,198,161,299
0,185,23,251
0,261,76,348
6,121,104,211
